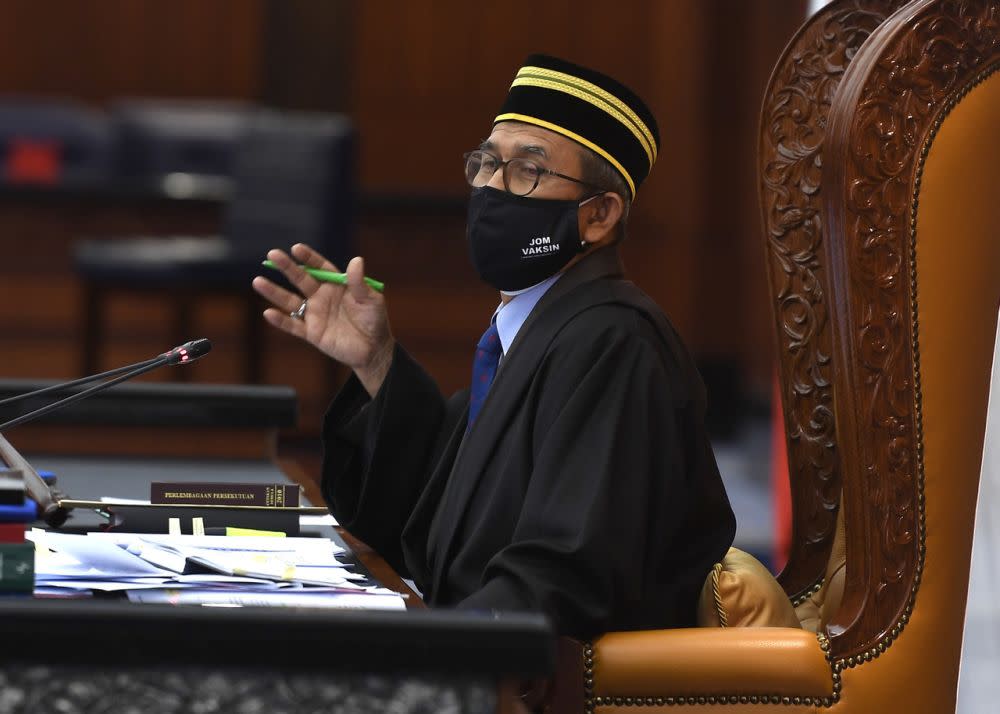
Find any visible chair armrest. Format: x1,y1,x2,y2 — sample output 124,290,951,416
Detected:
591,628,833,702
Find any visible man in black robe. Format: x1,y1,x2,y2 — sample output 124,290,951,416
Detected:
253,54,736,639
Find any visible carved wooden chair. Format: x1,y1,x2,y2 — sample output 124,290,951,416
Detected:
547,0,1000,711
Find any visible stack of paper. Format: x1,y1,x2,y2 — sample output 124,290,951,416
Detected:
27,530,406,610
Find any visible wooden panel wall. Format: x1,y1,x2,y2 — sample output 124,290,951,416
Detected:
0,0,265,103
0,1,806,434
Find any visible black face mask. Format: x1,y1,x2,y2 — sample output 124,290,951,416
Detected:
467,186,596,293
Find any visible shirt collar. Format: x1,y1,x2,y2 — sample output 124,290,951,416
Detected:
492,273,562,355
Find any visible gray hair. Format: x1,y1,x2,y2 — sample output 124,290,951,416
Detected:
577,146,632,240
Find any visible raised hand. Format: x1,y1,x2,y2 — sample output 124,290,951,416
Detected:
251,243,395,397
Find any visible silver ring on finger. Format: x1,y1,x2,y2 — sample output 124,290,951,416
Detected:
290,299,307,320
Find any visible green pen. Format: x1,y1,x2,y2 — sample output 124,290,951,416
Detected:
261,260,385,292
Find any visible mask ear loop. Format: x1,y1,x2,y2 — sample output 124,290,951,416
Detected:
577,192,607,250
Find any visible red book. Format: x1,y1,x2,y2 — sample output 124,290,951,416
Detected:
0,523,26,543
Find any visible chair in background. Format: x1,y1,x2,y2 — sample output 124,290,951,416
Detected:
75,109,357,383
109,98,249,198
0,97,112,187
546,0,1000,711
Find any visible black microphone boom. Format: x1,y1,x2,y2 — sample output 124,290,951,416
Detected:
0,357,162,408
0,339,212,527
0,339,212,432
0,339,214,409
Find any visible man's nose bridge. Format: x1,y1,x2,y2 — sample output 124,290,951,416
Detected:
487,164,508,191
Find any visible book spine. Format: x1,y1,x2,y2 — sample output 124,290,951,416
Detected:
0,523,25,543
110,505,300,536
0,467,25,506
0,542,34,592
150,483,300,507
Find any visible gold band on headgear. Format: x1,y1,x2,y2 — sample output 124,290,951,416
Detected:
495,55,660,198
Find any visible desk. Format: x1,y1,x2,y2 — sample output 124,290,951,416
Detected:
0,602,552,713
0,452,554,713
0,386,555,713
30,452,412,603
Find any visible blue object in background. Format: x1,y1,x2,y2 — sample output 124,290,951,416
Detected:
0,472,55,522
0,497,37,522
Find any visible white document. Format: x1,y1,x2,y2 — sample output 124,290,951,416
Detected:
90,533,345,557
41,579,173,592
85,532,358,586
28,531,170,578
127,588,407,610
30,530,385,597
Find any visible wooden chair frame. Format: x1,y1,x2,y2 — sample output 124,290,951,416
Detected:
821,0,1000,662
758,0,913,605
550,1,1000,711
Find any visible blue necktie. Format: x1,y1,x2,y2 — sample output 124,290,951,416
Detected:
467,321,502,431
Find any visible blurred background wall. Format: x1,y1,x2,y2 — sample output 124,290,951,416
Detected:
0,0,806,437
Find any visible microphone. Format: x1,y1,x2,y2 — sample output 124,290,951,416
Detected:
161,338,212,365
0,339,212,526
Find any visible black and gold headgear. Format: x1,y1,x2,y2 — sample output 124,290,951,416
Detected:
494,54,659,199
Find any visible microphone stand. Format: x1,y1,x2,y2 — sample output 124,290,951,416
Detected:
0,433,65,527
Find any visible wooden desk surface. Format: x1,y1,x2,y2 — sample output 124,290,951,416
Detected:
338,526,425,609
277,455,425,609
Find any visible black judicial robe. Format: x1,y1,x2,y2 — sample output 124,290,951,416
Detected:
321,247,736,638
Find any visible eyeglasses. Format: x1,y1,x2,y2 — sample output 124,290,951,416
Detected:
463,150,602,197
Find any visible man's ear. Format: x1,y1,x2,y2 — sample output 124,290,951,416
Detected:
579,192,625,246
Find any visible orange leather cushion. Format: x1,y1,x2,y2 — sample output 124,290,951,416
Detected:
697,548,801,628
796,503,847,633
592,628,833,699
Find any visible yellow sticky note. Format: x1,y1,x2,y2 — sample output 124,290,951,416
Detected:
225,527,285,538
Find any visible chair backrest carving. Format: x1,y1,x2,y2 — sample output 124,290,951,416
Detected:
758,0,911,601
821,0,1000,675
